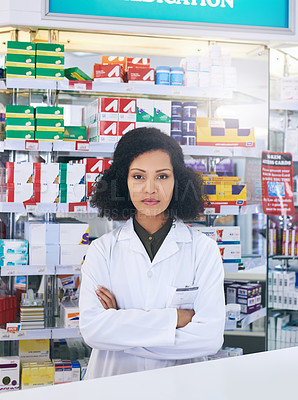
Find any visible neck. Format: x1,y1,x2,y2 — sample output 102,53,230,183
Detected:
135,213,169,234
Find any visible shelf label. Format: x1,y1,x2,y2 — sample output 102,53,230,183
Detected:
0,331,12,339
25,140,39,151
25,204,38,213
68,202,88,213
36,266,48,274
171,88,183,96
6,268,17,276
69,81,93,91
124,85,135,93
204,208,215,215
73,265,81,273
75,141,90,151
15,331,27,338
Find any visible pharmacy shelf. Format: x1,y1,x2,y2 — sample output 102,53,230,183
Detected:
52,140,115,156
5,78,56,90
225,307,266,331
0,80,6,90
224,265,266,282
270,100,298,111
224,330,265,337
51,327,80,339
0,328,51,341
0,202,97,214
1,265,81,276
4,139,52,152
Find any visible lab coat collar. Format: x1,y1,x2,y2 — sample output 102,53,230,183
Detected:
117,218,192,265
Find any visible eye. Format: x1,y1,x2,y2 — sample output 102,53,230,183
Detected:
157,174,169,180
133,174,144,180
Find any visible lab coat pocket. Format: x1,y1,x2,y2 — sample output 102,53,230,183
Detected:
168,286,199,309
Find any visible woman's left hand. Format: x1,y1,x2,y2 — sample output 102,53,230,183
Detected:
96,285,118,310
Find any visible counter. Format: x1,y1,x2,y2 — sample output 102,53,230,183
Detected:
3,348,298,399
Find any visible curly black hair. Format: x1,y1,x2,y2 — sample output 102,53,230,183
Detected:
90,127,206,220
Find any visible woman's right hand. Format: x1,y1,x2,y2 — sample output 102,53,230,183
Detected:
176,309,195,328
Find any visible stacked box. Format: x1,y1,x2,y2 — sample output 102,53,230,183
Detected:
60,223,89,265
83,158,113,197
59,163,86,203
63,126,87,141
0,295,17,324
0,357,20,391
226,282,262,315
5,105,35,140
60,301,79,328
6,41,36,78
6,161,34,203
0,239,28,266
35,43,64,80
136,99,171,135
93,64,125,83
21,360,55,389
35,106,64,141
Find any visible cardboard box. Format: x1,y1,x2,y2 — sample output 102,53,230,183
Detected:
33,183,60,203
60,244,89,265
7,41,35,54
63,126,87,141
34,131,63,141
59,163,86,185
59,184,86,203
101,56,127,69
35,68,64,80
60,301,80,328
0,239,27,256
6,162,34,184
128,67,155,84
154,100,171,123
119,98,137,122
35,55,65,69
136,99,154,122
35,43,64,56
24,223,60,245
0,253,27,266
5,53,35,67
5,105,34,119
5,130,34,140
36,119,64,132
34,163,60,184
217,244,241,263
6,118,35,131
6,183,33,203
92,121,118,143
93,64,125,82
29,244,60,265
19,339,50,361
59,223,89,245
35,107,63,119
64,67,92,81
6,66,35,78
127,57,150,69
100,97,119,121
192,226,240,243
0,357,20,391
118,121,136,137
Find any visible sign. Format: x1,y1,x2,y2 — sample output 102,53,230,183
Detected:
47,0,290,29
261,151,294,216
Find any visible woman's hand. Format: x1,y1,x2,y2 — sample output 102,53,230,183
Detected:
96,285,118,310
176,309,195,328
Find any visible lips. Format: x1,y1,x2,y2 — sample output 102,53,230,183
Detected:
142,198,160,206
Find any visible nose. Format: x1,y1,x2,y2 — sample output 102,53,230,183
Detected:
144,177,157,194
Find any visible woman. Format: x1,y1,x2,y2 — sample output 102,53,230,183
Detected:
79,127,225,379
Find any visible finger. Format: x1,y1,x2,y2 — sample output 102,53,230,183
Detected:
97,286,117,308
97,290,114,308
97,294,109,310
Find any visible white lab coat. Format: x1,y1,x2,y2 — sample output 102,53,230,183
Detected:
79,218,225,379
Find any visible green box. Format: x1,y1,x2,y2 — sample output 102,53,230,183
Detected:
35,68,64,80
36,55,65,69
5,130,34,140
34,131,63,141
6,118,35,130
59,184,67,203
6,105,34,119
63,126,87,141
64,67,92,81
35,107,64,119
7,41,35,55
5,53,35,67
36,43,64,56
6,66,35,78
36,119,64,132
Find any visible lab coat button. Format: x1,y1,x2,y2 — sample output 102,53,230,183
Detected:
149,236,152,240
147,270,153,278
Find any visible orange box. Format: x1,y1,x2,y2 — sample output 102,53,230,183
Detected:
127,57,150,69
101,56,127,69
93,64,125,82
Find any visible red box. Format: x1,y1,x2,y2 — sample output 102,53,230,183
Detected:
93,64,125,82
118,121,136,137
128,67,155,84
101,56,127,70
119,98,136,122
98,121,118,143
127,58,150,69
84,158,105,175
100,97,119,121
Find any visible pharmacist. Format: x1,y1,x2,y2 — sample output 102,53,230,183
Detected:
79,127,225,378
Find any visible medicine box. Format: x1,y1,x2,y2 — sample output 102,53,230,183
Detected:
5,105,34,119
19,339,50,362
34,131,63,141
136,99,154,123
59,163,86,185
60,301,80,328
6,162,33,184
35,43,64,56
101,56,127,69
0,253,28,266
36,67,64,79
33,183,59,203
6,53,35,68
5,130,34,140
118,121,136,137
128,67,155,84
0,239,28,255
154,100,171,123
92,64,125,83
0,356,20,391
35,107,64,119
7,41,35,54
217,244,241,263
6,118,35,131
192,226,240,244
100,98,119,121
35,55,65,69
97,121,119,142
59,223,89,245
6,66,35,79
63,126,87,141
6,183,34,203
60,244,89,265
59,184,86,203
24,223,60,245
35,119,64,132
64,67,92,81
119,98,137,122
29,244,60,266
34,163,60,184
127,57,150,69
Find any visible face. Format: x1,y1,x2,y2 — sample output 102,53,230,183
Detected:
127,150,175,218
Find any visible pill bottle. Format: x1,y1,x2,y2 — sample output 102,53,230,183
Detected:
181,134,196,146
171,101,183,118
171,131,182,144
182,119,196,133
182,102,197,120
155,66,170,85
171,118,182,131
226,304,241,321
170,67,184,86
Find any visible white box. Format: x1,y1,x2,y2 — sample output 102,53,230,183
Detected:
24,223,59,245
272,271,281,291
193,226,240,243
6,183,33,203
34,163,60,185
66,184,86,203
60,244,89,265
6,162,33,184
59,224,89,245
217,244,241,262
0,357,20,391
66,164,86,185
29,244,60,265
154,100,171,124
154,123,171,136
35,183,59,203
60,301,79,328
284,271,296,292
0,239,27,255
136,99,154,123
0,253,27,266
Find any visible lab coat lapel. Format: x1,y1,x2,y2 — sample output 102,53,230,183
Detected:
118,218,150,258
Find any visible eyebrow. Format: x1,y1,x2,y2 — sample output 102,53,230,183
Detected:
130,168,172,172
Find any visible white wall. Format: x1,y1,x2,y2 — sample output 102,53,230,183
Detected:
1,0,298,46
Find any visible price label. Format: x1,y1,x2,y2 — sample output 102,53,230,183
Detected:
0,331,11,339
6,268,17,276
124,85,135,93
74,205,87,213
73,265,81,273
25,140,39,151
36,266,48,274
69,81,93,90
68,202,88,212
25,204,38,213
75,141,90,151
16,331,27,338
171,88,183,96
204,208,215,215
